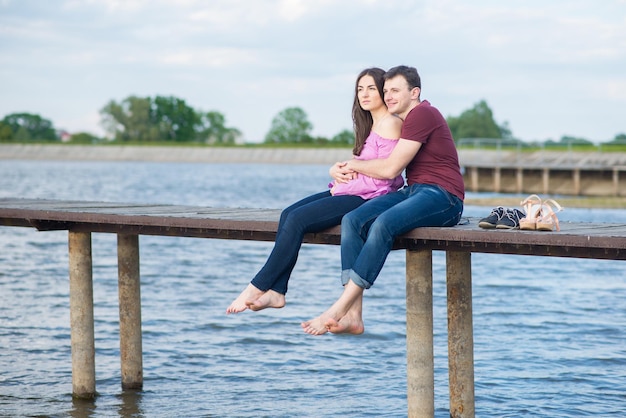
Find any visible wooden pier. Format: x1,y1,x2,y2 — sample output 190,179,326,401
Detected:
1,197,625,418
459,149,626,196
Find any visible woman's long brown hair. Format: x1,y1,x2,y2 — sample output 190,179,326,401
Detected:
352,67,386,156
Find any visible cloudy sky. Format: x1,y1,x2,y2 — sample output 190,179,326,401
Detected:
1,0,625,143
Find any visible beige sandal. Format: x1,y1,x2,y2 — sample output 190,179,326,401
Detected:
536,199,563,231
519,194,542,230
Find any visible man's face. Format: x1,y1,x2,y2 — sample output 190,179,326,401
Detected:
383,75,419,118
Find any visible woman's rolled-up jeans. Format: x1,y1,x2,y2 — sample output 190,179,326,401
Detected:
340,183,463,289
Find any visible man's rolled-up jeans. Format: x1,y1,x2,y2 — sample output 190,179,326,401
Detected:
340,183,463,289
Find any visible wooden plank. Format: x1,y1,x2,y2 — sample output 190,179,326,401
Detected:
1,198,626,259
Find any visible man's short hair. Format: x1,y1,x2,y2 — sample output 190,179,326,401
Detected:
384,65,421,90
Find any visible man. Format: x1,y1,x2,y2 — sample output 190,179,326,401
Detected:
302,65,465,335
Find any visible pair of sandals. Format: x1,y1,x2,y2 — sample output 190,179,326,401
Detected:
519,194,563,232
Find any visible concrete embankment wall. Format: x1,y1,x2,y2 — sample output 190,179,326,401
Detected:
0,144,353,165
3,144,626,166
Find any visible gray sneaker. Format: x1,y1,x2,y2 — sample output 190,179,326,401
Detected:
496,208,525,229
478,206,506,229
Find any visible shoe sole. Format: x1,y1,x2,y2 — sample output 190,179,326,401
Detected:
495,224,517,229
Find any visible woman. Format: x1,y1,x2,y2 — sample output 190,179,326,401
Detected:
226,67,404,314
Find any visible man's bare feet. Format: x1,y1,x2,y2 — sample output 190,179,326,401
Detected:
301,307,364,335
226,283,265,314
301,316,330,335
302,279,365,335
325,312,364,335
246,289,286,311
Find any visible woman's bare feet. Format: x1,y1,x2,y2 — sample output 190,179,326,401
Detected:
226,283,265,314
246,289,286,311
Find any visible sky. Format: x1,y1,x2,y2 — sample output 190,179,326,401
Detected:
1,0,625,144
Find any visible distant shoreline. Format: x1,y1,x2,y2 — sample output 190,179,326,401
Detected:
3,144,626,208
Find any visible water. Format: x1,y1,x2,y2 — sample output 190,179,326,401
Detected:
0,160,625,417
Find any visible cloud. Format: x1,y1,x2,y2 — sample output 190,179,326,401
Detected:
0,0,625,142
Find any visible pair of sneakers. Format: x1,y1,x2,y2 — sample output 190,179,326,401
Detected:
478,206,525,229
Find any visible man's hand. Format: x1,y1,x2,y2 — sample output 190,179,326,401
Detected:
330,161,357,184
342,139,421,180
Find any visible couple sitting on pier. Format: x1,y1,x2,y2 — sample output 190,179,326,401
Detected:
226,65,465,335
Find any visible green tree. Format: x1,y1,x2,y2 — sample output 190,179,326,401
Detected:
499,121,513,140
14,126,32,141
100,96,159,142
198,111,241,144
100,95,199,142
264,107,313,143
608,133,626,143
0,122,14,141
331,129,354,145
153,96,198,142
1,113,57,141
126,96,158,141
70,132,101,144
309,135,329,144
558,135,592,146
446,100,507,141
100,95,213,142
100,100,125,139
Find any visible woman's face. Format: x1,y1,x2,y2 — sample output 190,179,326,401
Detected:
357,75,384,111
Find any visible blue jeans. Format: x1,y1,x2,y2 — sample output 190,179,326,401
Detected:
340,184,463,289
251,190,365,295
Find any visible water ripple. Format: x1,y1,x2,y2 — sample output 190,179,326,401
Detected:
1,161,625,417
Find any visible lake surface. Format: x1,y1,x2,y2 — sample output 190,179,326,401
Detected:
1,160,625,417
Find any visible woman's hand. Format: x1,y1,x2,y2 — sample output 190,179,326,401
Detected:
329,161,356,184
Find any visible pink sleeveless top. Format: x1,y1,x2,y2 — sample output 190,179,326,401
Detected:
331,131,404,199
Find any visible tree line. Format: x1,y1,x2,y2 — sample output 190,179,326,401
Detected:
1,96,624,146
100,96,241,144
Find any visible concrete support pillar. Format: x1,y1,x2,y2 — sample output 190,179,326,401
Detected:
493,167,501,193
542,168,550,195
573,169,581,196
447,251,475,418
117,234,143,390
469,167,478,192
68,231,96,399
405,249,434,418
516,168,524,194
613,168,619,197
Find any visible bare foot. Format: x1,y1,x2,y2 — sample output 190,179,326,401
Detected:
325,312,364,335
226,283,264,314
300,316,330,335
302,279,365,335
246,289,286,311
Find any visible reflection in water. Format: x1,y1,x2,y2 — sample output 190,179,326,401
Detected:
70,397,96,418
70,389,144,418
117,389,144,418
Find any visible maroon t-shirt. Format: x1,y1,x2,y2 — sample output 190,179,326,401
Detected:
401,100,465,200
